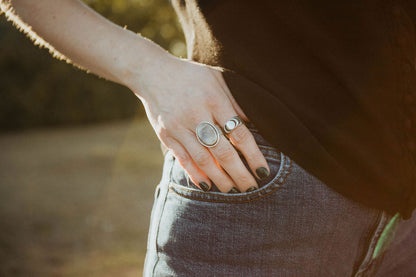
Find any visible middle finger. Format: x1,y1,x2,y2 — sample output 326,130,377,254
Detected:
207,128,259,192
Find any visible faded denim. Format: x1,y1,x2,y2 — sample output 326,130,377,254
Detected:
143,125,416,276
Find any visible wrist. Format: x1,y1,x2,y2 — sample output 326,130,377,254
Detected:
115,32,176,97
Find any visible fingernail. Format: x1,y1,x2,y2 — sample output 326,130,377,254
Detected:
245,186,257,192
228,187,241,194
256,167,270,180
199,182,210,192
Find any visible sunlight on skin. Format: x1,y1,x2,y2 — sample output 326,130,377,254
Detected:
0,1,71,62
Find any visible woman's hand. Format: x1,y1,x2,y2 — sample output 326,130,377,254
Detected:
1,0,269,193
127,53,270,193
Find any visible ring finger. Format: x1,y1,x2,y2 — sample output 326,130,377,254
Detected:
207,130,258,193
215,113,270,181
191,119,258,192
176,129,238,193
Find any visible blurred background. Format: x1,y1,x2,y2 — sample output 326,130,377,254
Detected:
0,0,186,276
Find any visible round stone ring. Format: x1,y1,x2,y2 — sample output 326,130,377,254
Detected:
196,121,223,148
223,116,243,134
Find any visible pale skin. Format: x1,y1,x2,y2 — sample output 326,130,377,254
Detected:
1,0,270,193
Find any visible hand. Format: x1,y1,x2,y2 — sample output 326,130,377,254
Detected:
128,53,270,193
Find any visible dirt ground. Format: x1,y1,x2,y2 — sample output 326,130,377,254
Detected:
0,118,164,276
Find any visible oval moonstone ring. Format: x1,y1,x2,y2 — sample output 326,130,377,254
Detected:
195,121,222,148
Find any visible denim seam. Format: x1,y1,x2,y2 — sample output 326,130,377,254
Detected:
168,154,293,203
170,153,288,198
150,152,175,276
171,155,290,200
238,153,281,161
172,152,283,197
353,211,390,277
184,149,281,190
258,145,281,152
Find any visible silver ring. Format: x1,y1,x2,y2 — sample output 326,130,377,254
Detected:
223,116,243,134
196,121,222,148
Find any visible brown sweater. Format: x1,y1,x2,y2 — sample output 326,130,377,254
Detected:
170,0,416,218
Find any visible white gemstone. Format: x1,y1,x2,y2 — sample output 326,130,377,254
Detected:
226,121,236,130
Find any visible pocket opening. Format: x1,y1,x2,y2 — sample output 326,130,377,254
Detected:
168,151,292,203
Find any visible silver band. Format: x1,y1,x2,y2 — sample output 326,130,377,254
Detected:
196,121,222,148
223,116,243,134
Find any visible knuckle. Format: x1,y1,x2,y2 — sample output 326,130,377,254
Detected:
243,146,262,161
173,149,189,165
189,113,207,128
236,173,255,186
158,133,176,150
206,96,222,111
163,116,180,130
215,144,235,162
193,150,211,167
230,127,251,146
156,127,170,140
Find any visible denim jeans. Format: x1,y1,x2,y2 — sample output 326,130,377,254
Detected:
143,125,416,276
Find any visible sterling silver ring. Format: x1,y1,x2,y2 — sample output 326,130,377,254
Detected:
196,121,222,148
223,116,243,134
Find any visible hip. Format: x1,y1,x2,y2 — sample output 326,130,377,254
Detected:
144,125,415,276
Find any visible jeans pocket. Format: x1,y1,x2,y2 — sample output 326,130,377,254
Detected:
168,125,293,203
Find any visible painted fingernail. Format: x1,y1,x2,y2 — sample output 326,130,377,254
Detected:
228,187,241,194
245,186,257,192
199,182,210,192
256,167,270,180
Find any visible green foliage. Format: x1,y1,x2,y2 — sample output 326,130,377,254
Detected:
0,0,186,131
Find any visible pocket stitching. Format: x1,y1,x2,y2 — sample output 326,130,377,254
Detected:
169,154,293,203
173,151,282,195
184,149,282,192
171,152,284,197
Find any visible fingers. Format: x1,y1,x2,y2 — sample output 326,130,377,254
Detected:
213,107,270,183
176,130,238,193
160,116,254,193
175,119,266,193
207,133,259,193
142,61,267,194
169,108,269,193
162,138,212,192
209,69,270,183
228,124,270,180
